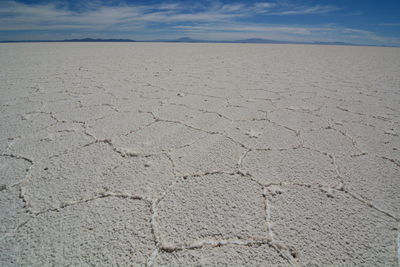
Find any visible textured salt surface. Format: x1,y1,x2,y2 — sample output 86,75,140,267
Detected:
0,43,399,266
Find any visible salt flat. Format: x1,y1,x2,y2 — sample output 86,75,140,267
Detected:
0,43,399,266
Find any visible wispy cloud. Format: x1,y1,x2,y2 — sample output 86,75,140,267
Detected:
378,23,400,27
0,0,398,46
275,5,339,15
0,1,338,31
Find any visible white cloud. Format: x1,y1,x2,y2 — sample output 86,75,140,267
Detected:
378,23,400,27
0,1,341,31
274,5,340,15
0,1,398,45
170,22,400,45
219,4,245,13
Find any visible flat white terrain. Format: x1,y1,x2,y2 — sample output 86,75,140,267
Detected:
0,43,399,266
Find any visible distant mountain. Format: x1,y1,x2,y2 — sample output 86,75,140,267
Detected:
63,38,135,42
0,37,393,47
150,37,291,44
313,41,352,46
233,38,353,45
159,37,367,46
151,37,207,43
148,37,355,45
234,38,289,44
169,37,202,42
0,38,136,43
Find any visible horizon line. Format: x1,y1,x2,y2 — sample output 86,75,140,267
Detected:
0,37,398,48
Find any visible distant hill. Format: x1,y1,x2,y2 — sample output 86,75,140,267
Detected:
234,38,289,44
151,37,207,43
63,38,136,42
168,37,203,42
0,38,136,43
313,41,351,46
0,37,393,47
152,37,294,44
149,37,357,46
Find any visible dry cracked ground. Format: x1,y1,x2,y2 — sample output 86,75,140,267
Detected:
0,43,399,266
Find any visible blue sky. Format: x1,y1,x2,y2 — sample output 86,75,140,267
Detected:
0,0,399,45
